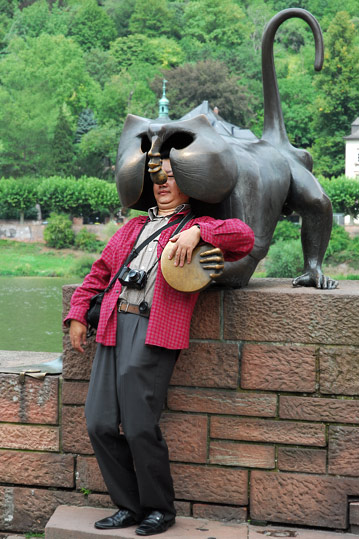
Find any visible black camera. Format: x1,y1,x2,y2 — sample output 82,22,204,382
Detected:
118,265,147,290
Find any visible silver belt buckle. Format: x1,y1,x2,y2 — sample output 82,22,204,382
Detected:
118,299,130,313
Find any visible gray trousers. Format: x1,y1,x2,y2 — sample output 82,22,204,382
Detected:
85,312,178,519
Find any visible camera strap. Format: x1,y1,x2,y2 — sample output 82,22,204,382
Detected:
126,211,195,265
102,211,195,294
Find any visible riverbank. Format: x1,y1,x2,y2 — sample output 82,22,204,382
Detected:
0,239,96,278
1,238,358,280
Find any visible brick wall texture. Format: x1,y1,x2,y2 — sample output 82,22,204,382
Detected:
1,278,359,534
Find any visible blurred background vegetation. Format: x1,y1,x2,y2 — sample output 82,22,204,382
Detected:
1,0,359,280
0,0,359,181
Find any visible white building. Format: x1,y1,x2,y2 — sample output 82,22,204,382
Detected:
344,118,359,178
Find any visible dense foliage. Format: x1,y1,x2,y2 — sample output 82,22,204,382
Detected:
0,175,121,220
1,0,359,180
43,212,75,248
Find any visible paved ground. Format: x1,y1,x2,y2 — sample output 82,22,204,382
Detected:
3,524,359,539
3,503,359,539
30,505,359,539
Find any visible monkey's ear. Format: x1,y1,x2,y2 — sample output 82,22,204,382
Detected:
115,115,152,209
169,115,238,203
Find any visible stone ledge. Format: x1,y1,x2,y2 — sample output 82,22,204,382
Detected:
45,505,245,538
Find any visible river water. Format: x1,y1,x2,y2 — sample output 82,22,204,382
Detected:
0,276,78,352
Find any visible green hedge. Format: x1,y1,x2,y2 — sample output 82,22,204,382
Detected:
0,175,121,220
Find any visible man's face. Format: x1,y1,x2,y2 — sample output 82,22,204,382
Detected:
153,158,189,210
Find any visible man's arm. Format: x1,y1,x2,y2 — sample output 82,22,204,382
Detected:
166,217,254,268
64,232,118,328
193,217,254,261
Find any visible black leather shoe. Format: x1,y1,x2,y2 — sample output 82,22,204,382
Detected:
135,511,175,536
95,508,138,529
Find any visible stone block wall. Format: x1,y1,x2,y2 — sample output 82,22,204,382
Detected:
1,278,359,534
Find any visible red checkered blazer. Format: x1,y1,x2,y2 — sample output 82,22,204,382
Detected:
64,210,254,349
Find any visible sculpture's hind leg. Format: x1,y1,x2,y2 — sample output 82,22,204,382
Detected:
286,162,338,289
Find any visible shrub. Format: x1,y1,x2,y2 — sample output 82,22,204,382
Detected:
271,220,300,244
324,225,351,261
43,213,75,249
72,255,97,278
266,239,304,278
74,228,105,252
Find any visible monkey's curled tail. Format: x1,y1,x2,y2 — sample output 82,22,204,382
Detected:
261,8,323,158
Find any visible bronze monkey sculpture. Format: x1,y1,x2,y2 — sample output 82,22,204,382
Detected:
115,8,337,290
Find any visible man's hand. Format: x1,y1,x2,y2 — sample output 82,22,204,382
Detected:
200,247,224,278
70,320,88,353
167,226,201,267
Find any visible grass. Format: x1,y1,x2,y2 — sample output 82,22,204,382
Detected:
2,239,359,280
0,239,96,277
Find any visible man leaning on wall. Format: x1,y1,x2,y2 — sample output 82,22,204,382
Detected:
64,155,254,536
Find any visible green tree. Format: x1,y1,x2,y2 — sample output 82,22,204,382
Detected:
128,0,174,38
84,48,118,88
6,0,70,40
182,0,248,50
1,178,36,223
110,34,184,70
0,34,97,176
152,60,256,126
319,175,359,219
37,177,88,217
75,108,97,144
103,0,136,37
68,0,117,51
311,12,359,176
76,123,119,179
52,106,76,175
78,177,120,219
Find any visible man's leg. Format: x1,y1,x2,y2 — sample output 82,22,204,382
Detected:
85,339,142,518
116,312,178,519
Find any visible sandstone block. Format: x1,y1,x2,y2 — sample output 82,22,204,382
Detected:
171,463,248,505
0,424,59,451
210,417,326,446
190,289,221,339
174,501,191,517
209,440,275,468
62,381,89,405
320,346,359,395
0,450,74,487
160,413,208,463
167,387,276,417
223,280,359,345
62,284,79,319
62,333,95,381
193,503,247,522
328,426,359,476
350,502,359,525
0,374,59,424
278,448,326,474
250,470,359,529
0,486,88,533
87,493,114,508
280,395,359,423
241,343,316,392
170,342,239,388
61,406,93,455
76,456,107,492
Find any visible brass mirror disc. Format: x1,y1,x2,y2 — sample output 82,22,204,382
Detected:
161,242,213,293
